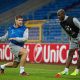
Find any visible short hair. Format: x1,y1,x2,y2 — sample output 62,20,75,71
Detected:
15,15,23,20
57,9,65,14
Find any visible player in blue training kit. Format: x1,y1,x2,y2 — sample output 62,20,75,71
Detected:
0,15,29,76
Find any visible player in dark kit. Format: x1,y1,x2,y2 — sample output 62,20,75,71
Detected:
56,9,80,76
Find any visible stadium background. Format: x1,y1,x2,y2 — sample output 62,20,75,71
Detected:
0,0,80,80
0,0,80,43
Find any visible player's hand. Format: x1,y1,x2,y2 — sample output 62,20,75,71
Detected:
9,38,16,40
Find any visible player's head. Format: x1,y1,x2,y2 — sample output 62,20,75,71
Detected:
57,9,65,21
15,15,23,27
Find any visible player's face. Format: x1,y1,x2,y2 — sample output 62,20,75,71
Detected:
57,12,65,21
15,18,23,27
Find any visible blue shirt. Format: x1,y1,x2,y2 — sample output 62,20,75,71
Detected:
8,25,27,47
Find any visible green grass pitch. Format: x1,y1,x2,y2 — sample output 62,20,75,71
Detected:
0,62,80,80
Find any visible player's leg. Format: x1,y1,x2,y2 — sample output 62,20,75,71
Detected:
10,44,29,75
19,47,29,75
55,48,75,77
57,38,77,75
59,49,75,75
70,49,80,75
70,35,80,76
76,50,80,71
0,61,19,68
0,44,28,75
0,61,19,74
56,49,76,76
65,49,75,68
9,44,29,75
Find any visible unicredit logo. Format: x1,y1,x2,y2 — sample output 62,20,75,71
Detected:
34,44,42,63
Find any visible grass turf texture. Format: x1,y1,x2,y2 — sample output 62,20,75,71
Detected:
0,63,80,80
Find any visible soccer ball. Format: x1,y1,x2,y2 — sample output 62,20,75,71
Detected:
55,73,61,78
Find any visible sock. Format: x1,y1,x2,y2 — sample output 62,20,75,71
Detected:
64,68,69,72
75,69,79,74
20,66,24,74
1,65,5,69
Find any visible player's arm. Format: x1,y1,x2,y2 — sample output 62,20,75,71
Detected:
73,17,80,29
9,28,28,42
0,32,8,41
